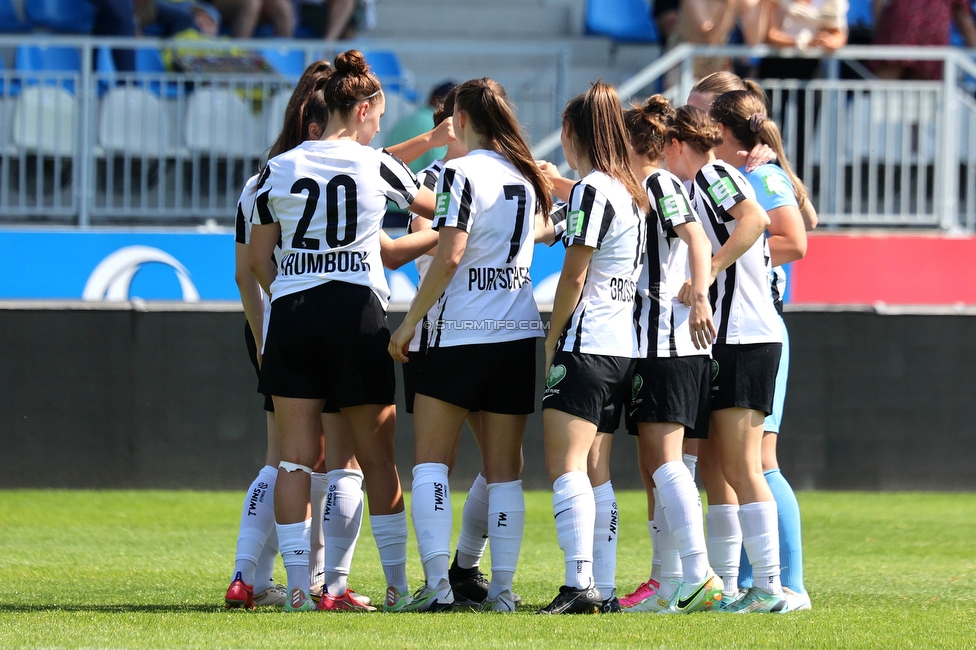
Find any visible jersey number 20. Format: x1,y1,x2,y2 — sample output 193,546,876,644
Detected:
291,175,359,250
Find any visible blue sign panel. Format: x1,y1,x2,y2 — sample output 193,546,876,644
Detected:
0,229,567,304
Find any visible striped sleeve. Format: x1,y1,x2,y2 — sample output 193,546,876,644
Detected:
235,174,261,243
548,201,568,246
379,150,421,209
647,172,698,232
564,181,614,249
417,160,443,192
696,164,749,222
250,166,278,226
432,164,475,233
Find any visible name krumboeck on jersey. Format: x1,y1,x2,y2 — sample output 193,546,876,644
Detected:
276,249,373,276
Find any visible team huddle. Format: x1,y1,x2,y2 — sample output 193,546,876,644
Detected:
226,49,814,615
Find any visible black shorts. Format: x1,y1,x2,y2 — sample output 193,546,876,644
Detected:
401,346,426,414
627,355,711,439
259,282,395,408
542,351,636,428
417,338,537,415
710,342,782,415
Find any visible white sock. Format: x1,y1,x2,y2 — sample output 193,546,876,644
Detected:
323,468,364,596
411,463,452,587
277,519,312,597
370,511,408,593
654,461,709,588
706,504,742,597
232,465,277,586
309,472,328,587
683,454,698,481
653,489,681,601
254,531,278,593
552,471,594,590
456,473,489,570
739,501,782,595
592,480,618,597
649,517,660,582
485,479,525,600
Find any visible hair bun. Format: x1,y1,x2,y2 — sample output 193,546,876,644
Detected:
334,50,369,75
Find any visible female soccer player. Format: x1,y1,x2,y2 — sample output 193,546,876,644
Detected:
538,82,648,615
248,49,437,612
618,95,721,614
226,61,334,611
665,104,788,613
389,77,553,613
690,74,815,611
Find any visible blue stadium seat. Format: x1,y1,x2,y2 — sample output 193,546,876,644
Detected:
585,0,659,43
0,0,31,32
364,50,416,102
0,53,18,98
847,0,873,27
25,0,96,33
261,48,306,78
15,45,81,93
135,48,182,98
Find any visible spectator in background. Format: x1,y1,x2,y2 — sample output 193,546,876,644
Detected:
652,0,680,46
668,0,766,80
385,81,457,174
759,0,849,172
90,0,138,72
872,0,976,80
297,0,376,40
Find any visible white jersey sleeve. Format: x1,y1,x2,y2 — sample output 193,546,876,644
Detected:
235,172,262,244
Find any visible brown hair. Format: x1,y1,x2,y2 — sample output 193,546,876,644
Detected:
432,85,457,127
453,78,553,217
323,50,382,117
710,90,808,209
563,82,649,213
268,60,333,159
692,71,766,107
623,94,674,163
667,105,723,154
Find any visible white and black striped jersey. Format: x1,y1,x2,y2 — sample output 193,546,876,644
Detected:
235,173,273,350
252,139,420,307
405,159,444,352
556,170,645,358
426,149,542,348
635,169,705,358
690,161,782,345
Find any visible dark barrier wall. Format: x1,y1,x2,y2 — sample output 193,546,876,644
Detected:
1,306,974,490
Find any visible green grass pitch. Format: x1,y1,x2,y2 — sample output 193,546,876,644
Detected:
1,490,975,648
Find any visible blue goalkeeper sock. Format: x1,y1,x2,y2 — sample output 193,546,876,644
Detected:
738,542,753,590
765,468,805,594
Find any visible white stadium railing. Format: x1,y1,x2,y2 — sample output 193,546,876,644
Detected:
0,35,570,226
3,37,976,232
532,43,976,233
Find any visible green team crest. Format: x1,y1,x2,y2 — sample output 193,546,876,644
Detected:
632,374,643,400
710,359,720,382
546,364,567,388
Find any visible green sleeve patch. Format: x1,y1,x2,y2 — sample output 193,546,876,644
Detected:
659,194,691,221
568,210,585,236
706,177,737,205
762,173,791,196
434,192,451,217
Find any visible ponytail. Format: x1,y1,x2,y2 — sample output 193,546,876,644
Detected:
710,90,807,209
563,82,649,213
624,94,674,162
668,105,723,154
267,60,333,160
454,78,553,217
